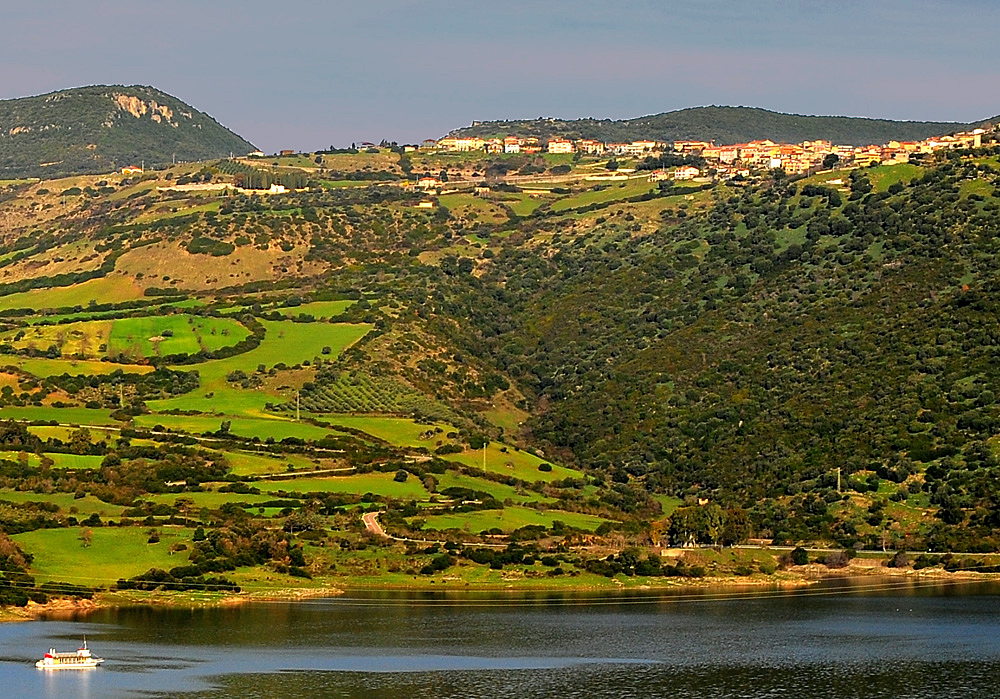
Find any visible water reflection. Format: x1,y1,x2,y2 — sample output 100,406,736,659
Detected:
1,578,999,698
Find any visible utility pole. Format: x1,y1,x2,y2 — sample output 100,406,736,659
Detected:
119,384,124,410
295,390,301,422
483,442,487,470
836,467,841,494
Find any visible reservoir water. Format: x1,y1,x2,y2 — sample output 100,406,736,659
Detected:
3,578,1000,698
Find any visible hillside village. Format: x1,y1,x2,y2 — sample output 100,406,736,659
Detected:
424,126,990,180
5,89,1000,608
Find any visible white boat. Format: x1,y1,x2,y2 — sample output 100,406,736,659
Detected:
35,639,104,669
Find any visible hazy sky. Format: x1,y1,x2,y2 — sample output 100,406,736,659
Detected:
2,1,997,152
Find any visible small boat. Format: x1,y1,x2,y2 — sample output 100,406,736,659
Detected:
35,638,104,669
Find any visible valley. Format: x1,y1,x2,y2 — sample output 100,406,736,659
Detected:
3,120,1000,612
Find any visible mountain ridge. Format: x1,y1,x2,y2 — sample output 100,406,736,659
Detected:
448,105,998,146
0,84,255,178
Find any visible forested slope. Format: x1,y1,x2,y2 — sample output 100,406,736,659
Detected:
0,85,255,178
414,153,1000,548
450,106,994,146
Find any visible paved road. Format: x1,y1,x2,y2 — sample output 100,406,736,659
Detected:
362,511,386,537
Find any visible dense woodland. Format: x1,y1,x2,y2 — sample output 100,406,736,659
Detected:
409,154,1000,550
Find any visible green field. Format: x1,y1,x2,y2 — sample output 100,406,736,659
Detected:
505,194,549,216
256,472,429,499
317,180,373,189
0,275,145,311
442,444,582,483
12,526,194,585
434,472,552,504
134,413,338,442
222,450,321,476
655,494,683,516
867,163,923,192
142,491,278,508
272,300,355,319
416,506,607,533
46,453,106,469
0,451,42,467
146,320,371,416
317,415,450,448
0,490,125,517
28,425,120,442
0,405,117,426
549,179,653,212
2,319,113,357
107,314,250,358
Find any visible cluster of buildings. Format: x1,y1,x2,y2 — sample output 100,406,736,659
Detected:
429,136,663,157
674,128,987,176
425,127,990,178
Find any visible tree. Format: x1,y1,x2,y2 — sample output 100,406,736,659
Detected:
721,507,751,545
175,497,195,526
667,507,700,546
822,153,840,169
69,427,92,455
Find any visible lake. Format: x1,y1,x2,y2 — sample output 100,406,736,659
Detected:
3,577,1000,698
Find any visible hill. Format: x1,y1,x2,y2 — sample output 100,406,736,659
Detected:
448,106,997,146
0,85,256,178
3,140,1000,601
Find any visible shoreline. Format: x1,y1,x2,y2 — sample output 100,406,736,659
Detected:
5,562,998,623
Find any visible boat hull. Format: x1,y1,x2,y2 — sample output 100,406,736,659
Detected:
36,659,103,669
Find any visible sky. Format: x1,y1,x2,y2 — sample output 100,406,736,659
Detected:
2,0,998,153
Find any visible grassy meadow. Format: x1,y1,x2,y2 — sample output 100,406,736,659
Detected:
442,443,583,483
108,314,250,358
0,275,145,311
257,472,429,499
12,527,195,585
272,300,355,319
416,506,607,533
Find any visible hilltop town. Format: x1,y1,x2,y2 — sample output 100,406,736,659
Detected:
422,126,990,181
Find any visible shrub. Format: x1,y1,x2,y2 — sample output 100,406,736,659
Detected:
186,236,235,256
887,551,912,568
